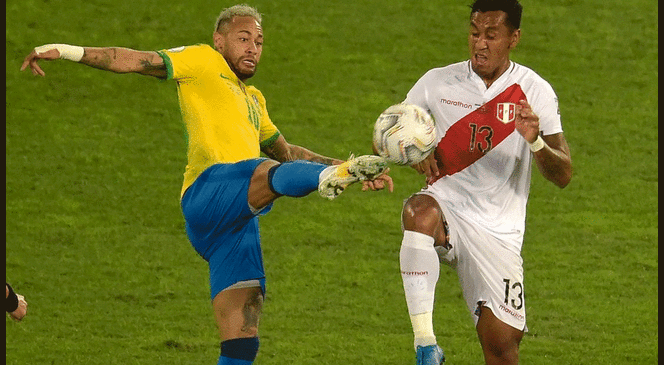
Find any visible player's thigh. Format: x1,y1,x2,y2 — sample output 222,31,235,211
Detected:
182,160,269,259
212,286,264,340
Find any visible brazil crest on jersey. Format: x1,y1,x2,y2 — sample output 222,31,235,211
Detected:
157,44,280,197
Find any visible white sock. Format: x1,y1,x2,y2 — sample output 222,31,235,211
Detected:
400,230,439,348
410,312,436,348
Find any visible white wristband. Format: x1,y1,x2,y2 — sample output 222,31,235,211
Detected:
529,135,545,152
34,44,84,62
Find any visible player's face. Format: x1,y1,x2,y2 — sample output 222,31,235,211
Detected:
468,11,520,86
214,16,264,81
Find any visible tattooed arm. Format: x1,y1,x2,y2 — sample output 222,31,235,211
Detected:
81,48,167,79
261,134,343,165
21,45,167,79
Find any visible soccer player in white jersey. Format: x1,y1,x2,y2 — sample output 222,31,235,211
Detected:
395,0,572,364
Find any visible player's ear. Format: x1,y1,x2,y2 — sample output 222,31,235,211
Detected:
509,29,521,50
213,31,224,53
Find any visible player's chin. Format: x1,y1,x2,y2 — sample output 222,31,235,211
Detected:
470,60,486,74
238,66,257,79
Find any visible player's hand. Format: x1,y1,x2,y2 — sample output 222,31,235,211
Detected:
515,99,540,143
411,150,439,184
361,168,394,193
9,294,28,321
20,46,60,76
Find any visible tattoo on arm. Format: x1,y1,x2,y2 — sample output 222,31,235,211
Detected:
261,142,291,162
80,48,166,78
82,48,115,71
289,146,338,165
139,55,167,78
261,135,341,165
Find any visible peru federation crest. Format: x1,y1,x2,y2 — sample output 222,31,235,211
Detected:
496,102,516,124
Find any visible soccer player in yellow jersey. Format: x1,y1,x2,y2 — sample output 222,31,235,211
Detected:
22,5,393,364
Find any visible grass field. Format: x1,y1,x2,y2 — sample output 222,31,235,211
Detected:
6,0,657,364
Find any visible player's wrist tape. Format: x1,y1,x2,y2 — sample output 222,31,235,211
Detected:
34,44,84,62
529,135,545,152
6,283,19,313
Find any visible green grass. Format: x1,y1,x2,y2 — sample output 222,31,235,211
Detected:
6,0,657,364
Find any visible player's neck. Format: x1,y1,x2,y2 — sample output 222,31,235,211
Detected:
477,61,511,89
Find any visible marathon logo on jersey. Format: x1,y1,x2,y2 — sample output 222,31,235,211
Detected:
441,98,473,109
496,102,516,124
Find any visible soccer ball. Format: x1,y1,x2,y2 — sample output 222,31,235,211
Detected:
372,103,437,165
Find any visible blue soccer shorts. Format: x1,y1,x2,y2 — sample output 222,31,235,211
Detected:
181,158,272,300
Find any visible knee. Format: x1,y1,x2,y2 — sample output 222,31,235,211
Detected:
402,195,443,235
248,159,281,209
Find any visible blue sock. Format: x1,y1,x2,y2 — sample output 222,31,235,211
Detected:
218,337,259,365
217,356,253,365
267,160,329,197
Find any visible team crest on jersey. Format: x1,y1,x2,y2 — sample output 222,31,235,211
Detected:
496,102,516,124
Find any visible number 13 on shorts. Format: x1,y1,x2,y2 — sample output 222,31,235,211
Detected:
503,278,524,310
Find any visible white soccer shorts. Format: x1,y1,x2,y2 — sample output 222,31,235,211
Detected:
415,190,528,332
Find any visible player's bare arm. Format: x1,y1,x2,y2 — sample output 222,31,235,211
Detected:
82,48,167,78
261,134,343,165
515,99,572,188
21,45,167,79
534,133,572,188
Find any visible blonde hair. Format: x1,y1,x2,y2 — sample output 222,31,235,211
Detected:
214,4,262,33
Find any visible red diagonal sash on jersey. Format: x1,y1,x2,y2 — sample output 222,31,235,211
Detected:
433,83,527,180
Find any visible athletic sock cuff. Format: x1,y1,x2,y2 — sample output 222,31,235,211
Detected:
402,230,435,250
266,165,284,197
221,337,260,361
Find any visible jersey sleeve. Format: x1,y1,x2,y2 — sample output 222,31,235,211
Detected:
156,44,212,82
528,79,563,136
404,71,434,112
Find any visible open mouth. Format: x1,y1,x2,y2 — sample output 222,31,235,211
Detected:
474,54,488,62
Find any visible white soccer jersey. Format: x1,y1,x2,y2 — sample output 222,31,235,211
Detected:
405,60,562,240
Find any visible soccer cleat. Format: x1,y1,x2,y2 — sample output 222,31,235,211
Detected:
318,154,388,200
416,344,445,365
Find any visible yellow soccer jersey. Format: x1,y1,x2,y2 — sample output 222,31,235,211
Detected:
157,44,280,197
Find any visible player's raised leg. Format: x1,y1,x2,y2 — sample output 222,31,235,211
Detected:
248,155,388,209
400,194,449,365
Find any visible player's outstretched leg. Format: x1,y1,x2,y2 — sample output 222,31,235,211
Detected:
318,154,388,200
249,155,387,209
